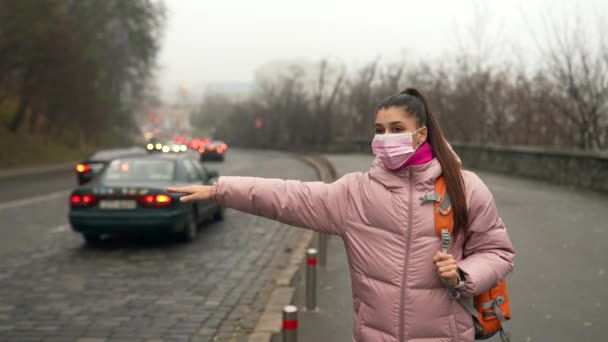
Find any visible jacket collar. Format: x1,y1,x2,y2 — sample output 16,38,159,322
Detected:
368,142,462,191
369,157,442,190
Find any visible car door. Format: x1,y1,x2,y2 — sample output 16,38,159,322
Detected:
190,160,211,185
181,159,208,218
183,159,215,216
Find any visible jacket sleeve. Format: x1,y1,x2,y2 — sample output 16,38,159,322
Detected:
212,174,354,236
457,173,515,297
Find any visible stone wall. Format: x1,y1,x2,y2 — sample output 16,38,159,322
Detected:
452,144,608,194
328,140,608,193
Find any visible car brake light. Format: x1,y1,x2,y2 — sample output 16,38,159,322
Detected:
156,194,171,203
198,147,205,153
70,194,96,207
208,145,215,151
140,194,172,207
221,144,227,149
76,164,91,173
217,148,224,154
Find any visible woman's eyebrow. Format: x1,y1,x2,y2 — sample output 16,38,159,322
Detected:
375,121,405,125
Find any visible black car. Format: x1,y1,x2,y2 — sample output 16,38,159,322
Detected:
76,147,147,185
69,153,223,244
200,140,227,162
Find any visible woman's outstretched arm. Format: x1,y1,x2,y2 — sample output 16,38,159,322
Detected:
168,174,354,236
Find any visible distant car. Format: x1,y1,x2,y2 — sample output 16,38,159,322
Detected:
69,153,223,244
200,140,227,162
145,138,165,153
147,139,189,154
76,147,147,185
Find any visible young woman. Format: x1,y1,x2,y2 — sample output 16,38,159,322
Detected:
168,88,515,342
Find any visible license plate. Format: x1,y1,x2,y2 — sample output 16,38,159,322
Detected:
99,200,137,209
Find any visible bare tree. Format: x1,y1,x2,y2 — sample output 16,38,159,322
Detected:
347,58,380,138
0,0,165,142
534,13,608,150
312,59,346,147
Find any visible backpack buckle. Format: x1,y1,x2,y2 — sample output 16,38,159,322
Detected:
441,229,450,254
438,192,452,215
420,193,441,204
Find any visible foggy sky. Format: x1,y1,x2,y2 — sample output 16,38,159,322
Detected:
157,0,607,100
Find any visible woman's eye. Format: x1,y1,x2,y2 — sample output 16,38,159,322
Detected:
393,127,404,132
375,129,383,134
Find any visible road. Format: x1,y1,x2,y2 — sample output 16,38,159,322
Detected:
0,149,317,342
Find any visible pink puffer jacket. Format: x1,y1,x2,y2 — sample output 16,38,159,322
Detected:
213,157,515,342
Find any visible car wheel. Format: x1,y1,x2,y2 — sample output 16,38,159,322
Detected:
213,206,225,221
180,210,198,242
83,233,102,245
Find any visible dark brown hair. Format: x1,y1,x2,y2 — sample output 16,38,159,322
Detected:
376,87,469,238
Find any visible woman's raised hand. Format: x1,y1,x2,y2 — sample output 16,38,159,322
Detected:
166,185,214,202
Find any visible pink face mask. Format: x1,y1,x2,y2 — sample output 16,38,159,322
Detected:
372,129,422,170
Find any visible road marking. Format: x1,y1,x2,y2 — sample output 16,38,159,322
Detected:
0,190,70,211
51,224,70,233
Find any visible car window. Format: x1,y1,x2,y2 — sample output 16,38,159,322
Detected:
182,160,200,182
190,160,208,180
90,150,117,161
90,148,145,161
174,162,189,182
100,159,175,182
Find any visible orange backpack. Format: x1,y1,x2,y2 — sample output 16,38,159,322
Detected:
431,176,511,341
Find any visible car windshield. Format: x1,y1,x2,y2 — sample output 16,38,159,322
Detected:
89,150,119,161
90,148,144,161
100,159,175,182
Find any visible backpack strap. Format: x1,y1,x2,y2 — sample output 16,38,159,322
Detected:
432,176,461,299
481,297,512,342
456,296,484,334
433,176,512,342
433,176,453,254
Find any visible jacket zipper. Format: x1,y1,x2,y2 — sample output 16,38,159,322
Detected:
398,169,414,342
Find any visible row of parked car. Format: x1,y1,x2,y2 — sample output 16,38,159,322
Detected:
70,140,227,245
